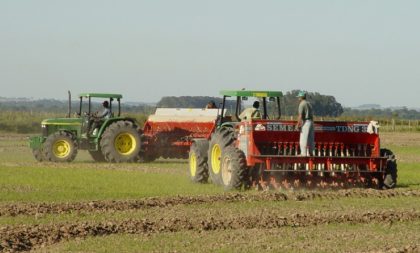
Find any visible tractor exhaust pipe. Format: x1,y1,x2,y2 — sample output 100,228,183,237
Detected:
67,90,71,118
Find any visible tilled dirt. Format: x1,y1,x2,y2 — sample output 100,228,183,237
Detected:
362,245,420,253
1,188,419,217
1,210,419,252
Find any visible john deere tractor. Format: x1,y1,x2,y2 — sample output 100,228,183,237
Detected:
29,92,141,163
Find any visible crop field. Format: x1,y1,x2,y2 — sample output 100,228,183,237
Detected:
0,133,419,252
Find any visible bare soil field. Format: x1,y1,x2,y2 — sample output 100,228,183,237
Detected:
2,209,419,252
0,133,419,252
0,189,419,217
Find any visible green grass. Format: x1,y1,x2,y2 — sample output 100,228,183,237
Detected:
0,166,222,203
384,143,420,188
0,135,419,203
397,163,420,188
0,159,418,203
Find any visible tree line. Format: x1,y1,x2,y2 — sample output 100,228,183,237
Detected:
1,91,419,134
156,91,344,117
0,99,155,115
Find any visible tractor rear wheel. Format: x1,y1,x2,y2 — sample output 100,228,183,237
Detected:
189,140,209,183
89,150,106,162
381,148,397,189
220,147,248,190
208,127,235,185
43,131,78,162
100,121,141,163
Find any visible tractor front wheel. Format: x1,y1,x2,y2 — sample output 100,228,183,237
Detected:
100,121,141,163
32,148,44,162
43,131,78,162
189,140,209,183
220,147,248,190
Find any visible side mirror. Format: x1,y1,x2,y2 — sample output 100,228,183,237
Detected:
242,96,248,101
269,97,275,102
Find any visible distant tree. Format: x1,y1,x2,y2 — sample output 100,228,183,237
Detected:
342,107,420,120
281,90,344,117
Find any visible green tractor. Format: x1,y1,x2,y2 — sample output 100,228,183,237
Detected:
29,92,141,163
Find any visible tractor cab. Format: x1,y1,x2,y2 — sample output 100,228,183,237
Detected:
77,93,123,136
217,90,283,126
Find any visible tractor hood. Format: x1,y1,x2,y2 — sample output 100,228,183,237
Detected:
41,118,82,126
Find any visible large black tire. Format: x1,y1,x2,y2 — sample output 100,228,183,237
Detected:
189,140,209,183
208,127,235,185
89,150,106,162
220,147,248,190
381,148,397,189
32,148,44,162
43,131,78,162
100,121,141,163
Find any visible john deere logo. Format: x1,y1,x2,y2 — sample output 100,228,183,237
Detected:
252,92,268,97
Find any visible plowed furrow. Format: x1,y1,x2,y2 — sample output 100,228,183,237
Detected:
1,189,419,217
1,210,419,252
361,244,420,253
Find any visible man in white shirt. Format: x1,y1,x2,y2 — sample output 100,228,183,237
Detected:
295,91,314,156
239,101,261,121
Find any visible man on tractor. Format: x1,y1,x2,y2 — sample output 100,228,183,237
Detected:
239,100,261,121
99,100,112,119
90,100,112,135
296,90,315,156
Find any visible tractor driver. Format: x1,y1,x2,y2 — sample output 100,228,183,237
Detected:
89,101,112,134
98,100,112,119
239,101,261,121
296,91,315,156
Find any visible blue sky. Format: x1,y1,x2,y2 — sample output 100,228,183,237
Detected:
1,0,419,107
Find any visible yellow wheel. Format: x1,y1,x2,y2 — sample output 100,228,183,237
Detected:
208,127,235,185
189,152,197,177
211,144,222,174
43,132,78,162
114,132,137,156
189,140,209,183
100,121,141,163
53,140,71,158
